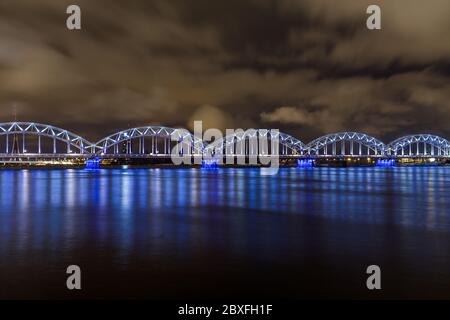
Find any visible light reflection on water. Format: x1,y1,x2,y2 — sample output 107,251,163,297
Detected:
0,167,450,298
0,168,449,239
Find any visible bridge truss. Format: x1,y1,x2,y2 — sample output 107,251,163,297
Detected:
386,134,450,157
0,122,448,161
95,126,204,157
203,129,306,157
0,122,94,157
306,132,386,157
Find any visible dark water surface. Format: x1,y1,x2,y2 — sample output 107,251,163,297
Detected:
0,167,449,299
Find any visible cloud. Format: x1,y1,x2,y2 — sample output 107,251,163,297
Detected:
261,106,312,124
187,104,235,131
0,0,448,141
261,71,450,138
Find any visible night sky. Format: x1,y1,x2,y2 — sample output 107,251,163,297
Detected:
0,0,449,142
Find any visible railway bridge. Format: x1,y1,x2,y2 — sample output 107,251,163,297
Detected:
0,122,448,166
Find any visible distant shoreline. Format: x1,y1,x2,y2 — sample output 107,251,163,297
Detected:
0,163,448,170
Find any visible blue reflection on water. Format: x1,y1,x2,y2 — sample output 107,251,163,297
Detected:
0,167,449,267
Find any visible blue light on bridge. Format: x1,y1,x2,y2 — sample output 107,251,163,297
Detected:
86,158,101,169
376,159,396,167
202,159,219,169
297,159,315,168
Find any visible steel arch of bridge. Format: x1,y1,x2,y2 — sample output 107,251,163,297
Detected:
306,132,385,156
0,122,94,154
95,126,204,155
387,134,450,157
0,121,448,160
204,129,306,156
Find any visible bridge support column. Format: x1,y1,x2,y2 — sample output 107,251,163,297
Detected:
143,136,146,154
151,137,155,154
143,137,146,154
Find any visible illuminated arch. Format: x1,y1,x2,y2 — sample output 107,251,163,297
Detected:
0,122,93,154
306,132,385,156
387,134,450,157
204,129,306,156
95,126,204,155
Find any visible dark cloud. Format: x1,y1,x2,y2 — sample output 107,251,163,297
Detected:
0,0,449,142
